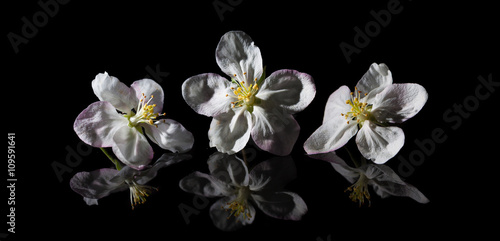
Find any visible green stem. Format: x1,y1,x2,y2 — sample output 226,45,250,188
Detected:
100,148,123,170
241,149,248,166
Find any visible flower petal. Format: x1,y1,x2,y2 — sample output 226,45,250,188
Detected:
307,151,346,164
355,63,393,95
210,196,255,231
372,179,430,203
371,83,428,123
303,116,358,155
179,171,230,197
249,156,296,191
207,152,249,187
251,104,300,156
365,164,429,203
252,191,307,221
74,101,128,147
322,85,352,124
83,197,99,206
356,121,405,164
257,69,316,114
216,31,263,85
330,161,360,184
91,72,137,113
209,109,252,155
136,153,192,184
182,73,232,117
70,168,126,200
111,126,154,170
130,78,164,112
143,119,194,153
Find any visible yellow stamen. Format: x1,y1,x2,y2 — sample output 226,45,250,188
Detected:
222,186,252,221
339,87,372,126
344,174,371,207
127,180,158,210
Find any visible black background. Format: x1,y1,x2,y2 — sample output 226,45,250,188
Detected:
4,0,499,240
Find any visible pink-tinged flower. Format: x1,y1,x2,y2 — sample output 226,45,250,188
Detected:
304,63,428,164
179,152,307,231
70,154,190,209
310,152,429,206
182,31,315,156
74,73,194,169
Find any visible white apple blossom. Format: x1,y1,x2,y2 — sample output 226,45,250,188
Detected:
179,152,307,231
70,154,190,209
304,63,428,164
74,72,194,169
310,152,429,206
182,31,315,156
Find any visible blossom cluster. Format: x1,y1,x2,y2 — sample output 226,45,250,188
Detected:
70,31,429,231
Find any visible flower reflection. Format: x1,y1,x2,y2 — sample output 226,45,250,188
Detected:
310,152,429,206
179,152,307,231
70,153,191,209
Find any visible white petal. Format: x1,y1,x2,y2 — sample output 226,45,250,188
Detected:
307,152,359,183
371,83,428,123
208,109,252,155
143,119,194,153
74,101,128,147
179,171,230,197
135,153,192,184
256,69,316,114
307,151,350,166
251,104,300,156
83,197,99,206
356,121,405,164
216,31,263,85
207,152,249,187
130,78,164,112
303,116,358,155
355,63,393,95
70,168,126,200
366,164,429,203
112,126,154,170
252,191,307,221
249,156,296,191
182,73,232,117
330,162,360,184
322,85,352,124
91,72,137,113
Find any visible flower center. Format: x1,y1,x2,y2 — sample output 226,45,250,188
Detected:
226,73,260,111
341,87,372,126
344,173,371,207
127,93,165,128
126,180,158,210
222,186,252,221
